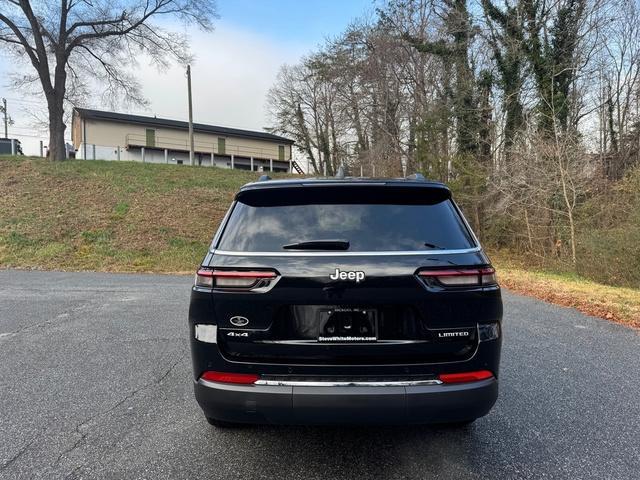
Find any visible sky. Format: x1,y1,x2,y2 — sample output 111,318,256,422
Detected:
0,0,375,155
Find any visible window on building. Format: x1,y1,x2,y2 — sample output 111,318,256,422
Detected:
278,145,285,161
145,129,156,148
218,137,226,155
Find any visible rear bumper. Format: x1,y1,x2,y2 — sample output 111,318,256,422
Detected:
194,377,498,425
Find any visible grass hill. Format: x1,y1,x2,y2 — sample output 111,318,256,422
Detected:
1,156,638,327
0,157,260,273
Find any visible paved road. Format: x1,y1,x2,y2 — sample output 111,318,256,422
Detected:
0,270,638,479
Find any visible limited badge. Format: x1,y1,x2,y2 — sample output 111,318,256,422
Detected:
435,329,472,341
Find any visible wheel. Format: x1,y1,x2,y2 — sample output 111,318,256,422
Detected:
206,416,240,428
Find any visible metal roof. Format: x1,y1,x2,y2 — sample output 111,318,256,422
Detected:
74,108,294,144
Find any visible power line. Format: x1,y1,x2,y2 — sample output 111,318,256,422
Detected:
8,127,48,134
9,124,47,129
9,132,47,138
0,97,45,106
2,98,270,132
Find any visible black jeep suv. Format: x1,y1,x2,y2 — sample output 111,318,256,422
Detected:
188,175,502,426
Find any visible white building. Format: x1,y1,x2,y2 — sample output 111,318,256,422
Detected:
71,108,301,173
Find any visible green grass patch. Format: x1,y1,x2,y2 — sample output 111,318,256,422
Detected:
34,242,71,261
113,202,130,217
4,231,33,247
81,229,113,244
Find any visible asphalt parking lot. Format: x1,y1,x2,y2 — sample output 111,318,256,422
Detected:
0,270,638,479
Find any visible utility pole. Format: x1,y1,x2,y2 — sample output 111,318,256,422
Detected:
2,98,7,139
187,65,194,166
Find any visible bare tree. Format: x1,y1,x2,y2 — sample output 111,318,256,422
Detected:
596,0,640,178
267,60,341,175
491,118,595,264
0,0,217,161
403,0,481,158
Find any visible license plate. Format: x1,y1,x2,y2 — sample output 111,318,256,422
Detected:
317,308,378,343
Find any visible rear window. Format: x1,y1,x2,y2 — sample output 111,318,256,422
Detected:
217,186,475,252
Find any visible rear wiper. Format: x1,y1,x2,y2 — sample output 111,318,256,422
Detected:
283,239,350,250
424,242,445,249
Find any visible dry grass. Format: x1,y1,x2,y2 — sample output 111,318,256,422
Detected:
496,265,640,329
0,156,268,273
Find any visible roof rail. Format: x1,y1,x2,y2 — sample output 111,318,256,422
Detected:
257,175,272,182
407,173,426,181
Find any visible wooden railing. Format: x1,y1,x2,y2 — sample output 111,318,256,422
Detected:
125,133,288,161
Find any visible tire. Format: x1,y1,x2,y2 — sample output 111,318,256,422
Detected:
206,416,241,428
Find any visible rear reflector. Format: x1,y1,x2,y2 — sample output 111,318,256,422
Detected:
200,371,259,385
438,370,494,384
419,267,497,286
195,268,278,290
194,324,217,343
478,323,500,342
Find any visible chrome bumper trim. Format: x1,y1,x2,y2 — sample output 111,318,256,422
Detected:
253,379,443,387
211,247,481,257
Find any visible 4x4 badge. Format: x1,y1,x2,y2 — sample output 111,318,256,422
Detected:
227,331,249,337
330,268,365,283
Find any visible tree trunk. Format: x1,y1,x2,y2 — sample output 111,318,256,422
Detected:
503,80,523,160
524,208,534,253
559,163,577,265
47,52,69,162
295,103,319,174
451,0,478,157
47,92,67,161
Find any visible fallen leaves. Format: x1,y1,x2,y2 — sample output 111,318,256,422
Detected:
499,268,640,329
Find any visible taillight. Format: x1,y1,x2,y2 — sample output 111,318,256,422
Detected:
438,370,494,384
418,267,497,286
195,268,278,291
200,371,259,385
195,269,215,288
